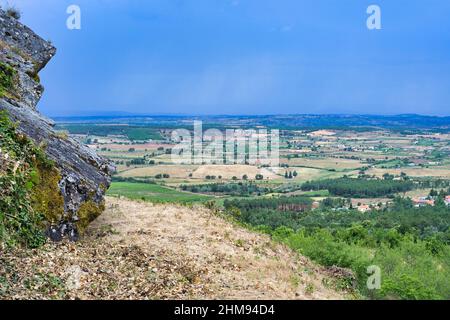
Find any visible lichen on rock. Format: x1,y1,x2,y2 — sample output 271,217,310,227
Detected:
0,9,114,243
30,160,65,224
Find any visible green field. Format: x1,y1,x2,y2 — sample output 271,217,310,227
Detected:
56,124,163,141
301,189,330,197
107,182,212,204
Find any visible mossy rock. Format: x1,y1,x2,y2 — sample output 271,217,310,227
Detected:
77,199,105,232
30,163,65,225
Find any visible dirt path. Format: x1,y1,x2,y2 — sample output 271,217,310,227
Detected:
1,197,344,300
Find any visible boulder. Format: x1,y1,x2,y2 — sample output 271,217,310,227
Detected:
0,9,114,237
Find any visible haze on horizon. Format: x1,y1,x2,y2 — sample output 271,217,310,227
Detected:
6,0,450,117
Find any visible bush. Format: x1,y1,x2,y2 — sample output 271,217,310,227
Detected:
233,198,450,300
5,7,21,20
0,62,16,98
0,111,49,248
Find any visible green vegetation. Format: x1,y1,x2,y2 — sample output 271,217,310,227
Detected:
301,189,330,197
181,182,272,197
107,182,212,204
0,111,57,248
57,124,163,141
77,199,105,231
0,62,16,98
224,196,313,230
274,227,448,299
225,196,450,300
4,6,21,20
301,177,414,198
374,158,409,169
111,176,156,184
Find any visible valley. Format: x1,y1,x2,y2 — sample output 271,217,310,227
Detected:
49,114,450,300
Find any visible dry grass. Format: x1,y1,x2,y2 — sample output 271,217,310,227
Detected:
192,165,279,180
281,157,363,170
366,167,450,178
0,197,344,300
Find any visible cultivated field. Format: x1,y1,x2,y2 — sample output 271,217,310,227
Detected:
191,165,279,180
281,157,364,171
107,182,211,204
367,167,450,179
119,165,199,179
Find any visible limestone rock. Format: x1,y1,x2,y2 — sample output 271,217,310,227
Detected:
0,9,114,236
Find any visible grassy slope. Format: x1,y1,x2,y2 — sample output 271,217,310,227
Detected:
0,197,345,299
107,182,212,204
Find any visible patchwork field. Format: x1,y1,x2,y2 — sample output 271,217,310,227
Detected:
191,165,280,180
367,167,450,179
281,157,364,171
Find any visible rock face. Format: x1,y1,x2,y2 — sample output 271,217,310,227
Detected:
0,10,114,236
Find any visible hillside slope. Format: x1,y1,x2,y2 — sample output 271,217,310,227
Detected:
1,197,345,300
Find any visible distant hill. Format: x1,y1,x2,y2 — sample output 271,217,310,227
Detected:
53,114,450,131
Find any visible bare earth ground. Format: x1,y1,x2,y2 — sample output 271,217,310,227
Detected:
0,197,345,300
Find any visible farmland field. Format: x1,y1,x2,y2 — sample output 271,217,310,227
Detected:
107,182,212,204
367,167,450,179
281,157,364,171
118,165,199,179
191,164,280,180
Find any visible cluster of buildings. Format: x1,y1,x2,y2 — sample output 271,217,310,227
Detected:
412,197,435,207
356,204,372,213
310,195,449,213
412,196,450,207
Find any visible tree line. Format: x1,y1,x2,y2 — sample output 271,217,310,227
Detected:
300,177,414,198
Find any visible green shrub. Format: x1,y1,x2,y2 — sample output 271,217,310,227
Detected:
270,227,449,300
5,7,21,20
0,62,16,98
0,111,56,248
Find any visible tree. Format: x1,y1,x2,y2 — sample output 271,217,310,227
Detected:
435,196,446,208
242,175,248,180
255,174,264,181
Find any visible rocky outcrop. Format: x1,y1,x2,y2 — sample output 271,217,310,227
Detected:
0,10,114,237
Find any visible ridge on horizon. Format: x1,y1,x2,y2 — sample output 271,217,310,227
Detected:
51,112,450,119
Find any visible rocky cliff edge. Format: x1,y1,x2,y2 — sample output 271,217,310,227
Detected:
0,9,114,239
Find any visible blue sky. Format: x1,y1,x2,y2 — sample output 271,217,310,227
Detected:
4,0,450,116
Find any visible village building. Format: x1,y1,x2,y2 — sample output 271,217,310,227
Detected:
357,204,371,213
412,197,435,207
445,196,450,206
